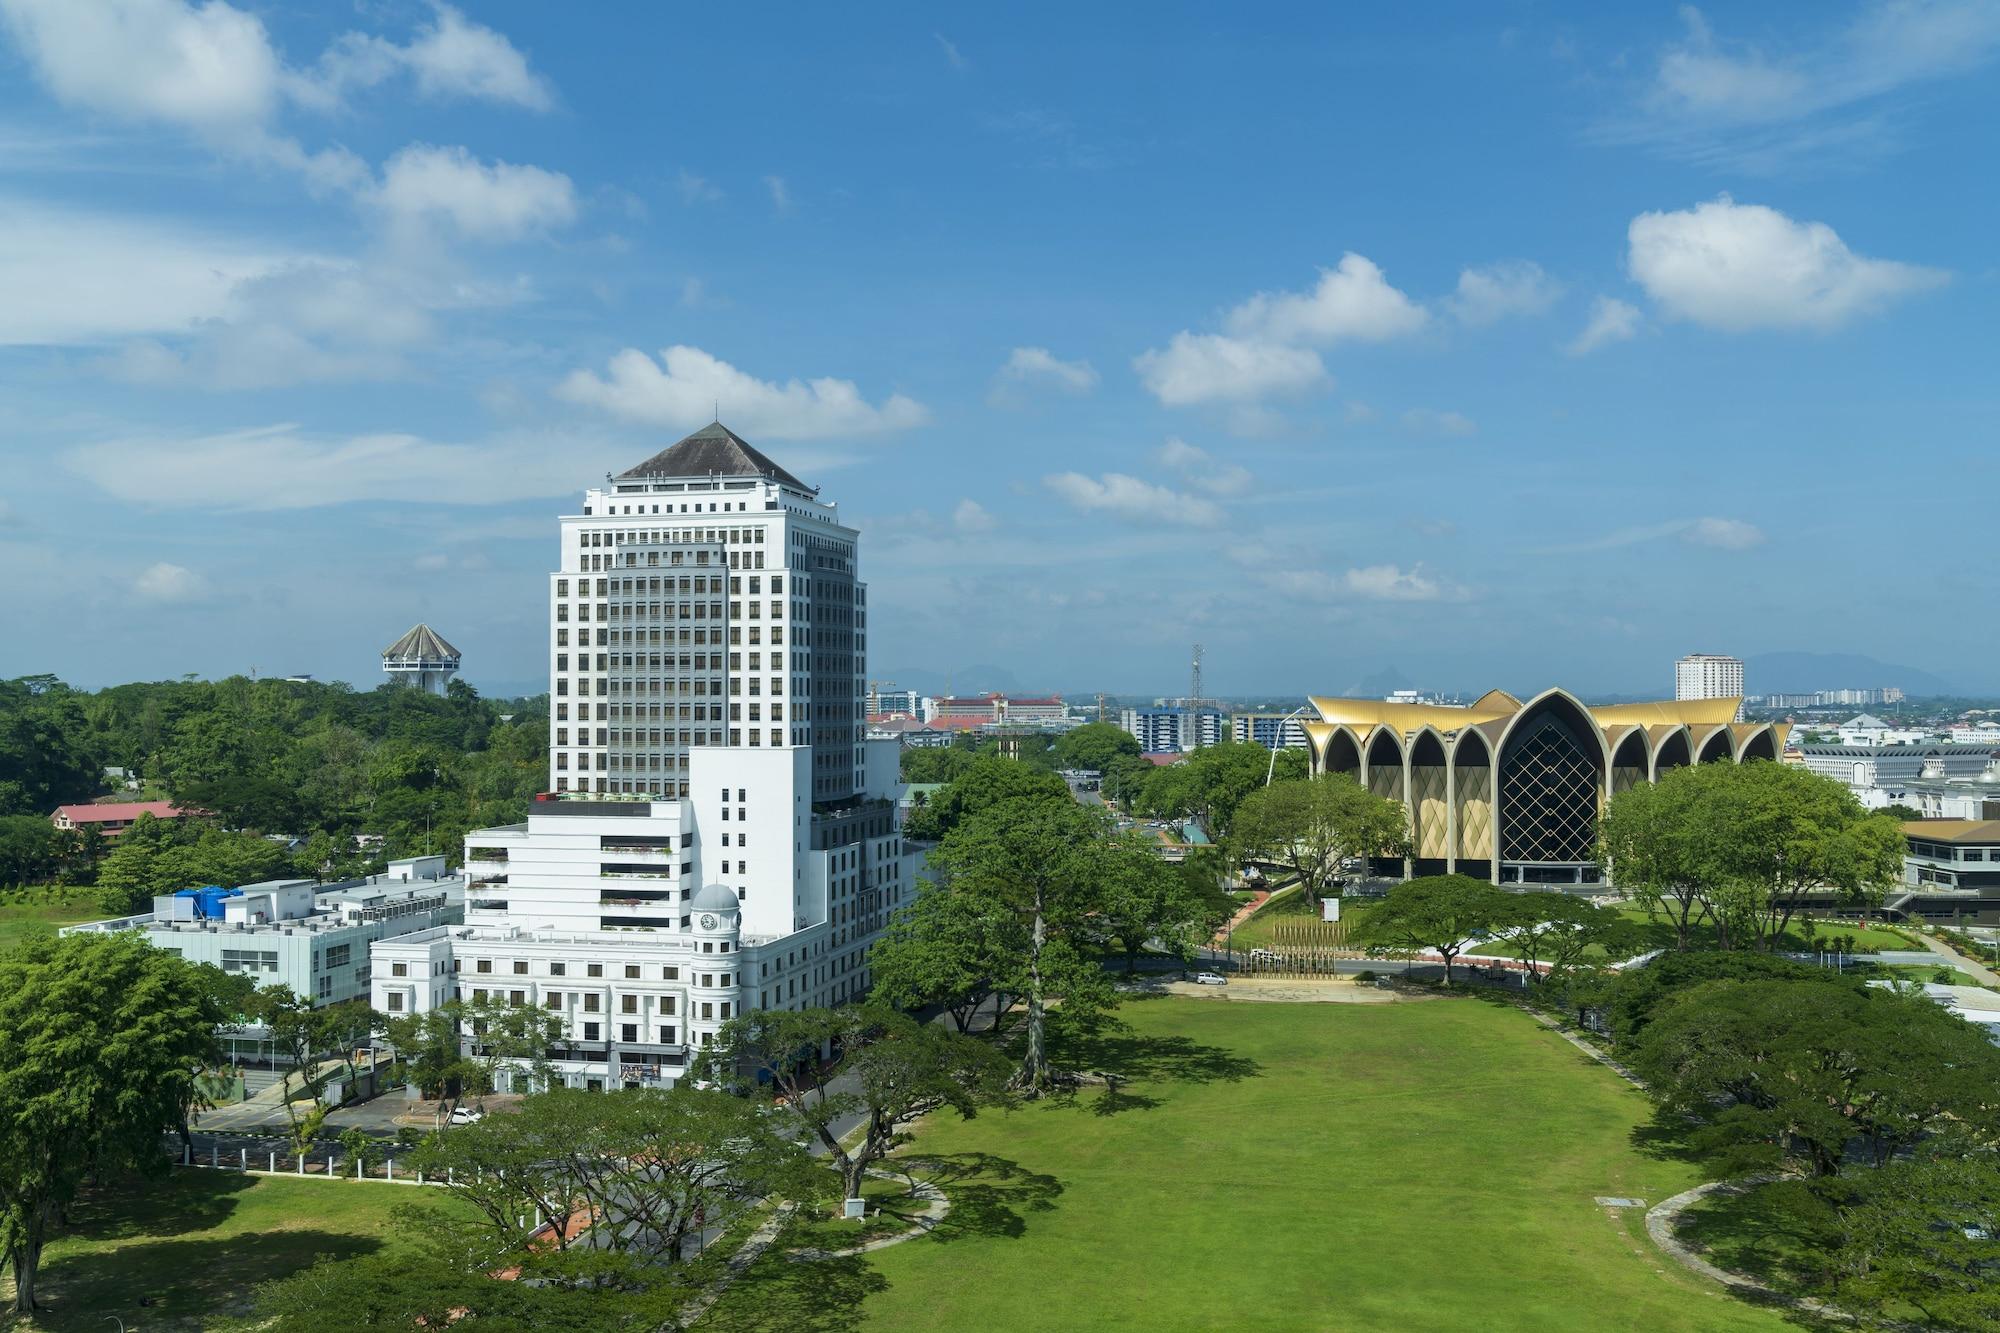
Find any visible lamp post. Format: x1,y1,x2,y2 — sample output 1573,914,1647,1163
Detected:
1264,705,1312,786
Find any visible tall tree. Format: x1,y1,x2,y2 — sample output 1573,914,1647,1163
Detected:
1357,874,1510,985
0,932,223,1312
930,798,1120,1091
1229,774,1410,911
1095,834,1226,971
1052,721,1141,774
870,883,1010,1032
702,1004,1008,1202
904,757,1072,841
1496,892,1634,981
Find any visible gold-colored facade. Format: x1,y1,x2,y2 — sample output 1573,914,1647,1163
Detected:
1304,689,1787,886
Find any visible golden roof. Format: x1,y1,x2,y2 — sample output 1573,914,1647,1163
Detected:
1308,691,1747,735
1903,819,2000,844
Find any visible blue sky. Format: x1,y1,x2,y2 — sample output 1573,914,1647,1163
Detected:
2,2,1996,698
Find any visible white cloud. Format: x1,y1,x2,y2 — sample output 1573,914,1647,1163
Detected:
1399,408,1477,437
0,0,283,136
990,346,1097,403
763,175,793,214
1224,253,1428,345
556,345,928,440
65,423,631,509
1682,516,1765,550
952,499,995,534
934,33,967,70
134,561,209,602
1042,472,1221,527
1448,260,1561,326
1343,401,1377,424
313,4,553,111
1566,296,1642,356
1155,437,1253,496
0,198,290,345
1132,332,1325,407
1609,4,2000,168
370,144,576,241
1627,195,1945,331
677,170,724,205
1340,564,1448,601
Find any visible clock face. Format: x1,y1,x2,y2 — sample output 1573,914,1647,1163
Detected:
699,913,718,930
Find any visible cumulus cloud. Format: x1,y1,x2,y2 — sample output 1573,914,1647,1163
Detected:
1137,253,1423,408
370,144,576,241
991,346,1098,403
1042,472,1221,527
1566,296,1642,356
1399,408,1477,437
1132,332,1325,407
556,345,928,440
1263,563,1461,603
311,4,553,111
1628,196,1944,332
952,499,996,534
1224,253,1427,345
1155,438,1252,495
1448,260,1561,326
134,561,209,602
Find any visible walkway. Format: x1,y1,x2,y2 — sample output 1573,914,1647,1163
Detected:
786,1169,950,1261
1909,931,2000,987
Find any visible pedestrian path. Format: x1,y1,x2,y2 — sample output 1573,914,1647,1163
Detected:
1910,931,2000,987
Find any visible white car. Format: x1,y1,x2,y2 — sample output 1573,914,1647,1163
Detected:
1193,971,1228,986
448,1106,484,1125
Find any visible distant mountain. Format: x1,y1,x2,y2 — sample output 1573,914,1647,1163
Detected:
1744,652,1961,698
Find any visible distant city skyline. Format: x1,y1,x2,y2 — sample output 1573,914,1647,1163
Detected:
3,5,1998,693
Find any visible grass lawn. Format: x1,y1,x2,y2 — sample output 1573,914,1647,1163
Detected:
1,1171,467,1332
698,996,1790,1332
1472,907,1920,962
1226,885,1369,953
0,901,100,952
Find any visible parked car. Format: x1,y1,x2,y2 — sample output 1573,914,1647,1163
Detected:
1193,971,1228,986
448,1106,484,1125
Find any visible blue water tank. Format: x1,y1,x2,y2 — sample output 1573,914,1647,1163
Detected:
172,885,241,919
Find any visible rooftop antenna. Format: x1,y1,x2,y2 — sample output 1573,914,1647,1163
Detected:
1190,642,1203,708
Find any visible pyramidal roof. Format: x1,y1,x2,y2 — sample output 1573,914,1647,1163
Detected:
616,421,811,491
383,623,460,661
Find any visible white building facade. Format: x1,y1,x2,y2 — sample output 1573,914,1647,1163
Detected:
371,424,917,1092
1120,705,1225,753
1675,654,1745,722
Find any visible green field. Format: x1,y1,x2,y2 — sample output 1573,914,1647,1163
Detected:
0,901,100,952
1225,884,1370,953
699,995,1788,1332
1469,906,1918,961
0,1171,465,1332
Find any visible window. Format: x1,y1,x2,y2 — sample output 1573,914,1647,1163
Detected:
662,966,679,980
623,1023,639,1043
584,993,601,1012
510,989,525,1005
625,964,641,979
659,1025,677,1044
513,960,529,975
325,943,352,969
661,996,676,1015
386,992,404,1012
584,1022,601,1041
545,992,562,1009
551,961,567,976
391,961,408,977
621,994,638,1014
700,1001,713,1020
587,963,604,978
476,959,492,974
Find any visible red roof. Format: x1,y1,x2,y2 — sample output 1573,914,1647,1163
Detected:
1142,753,1187,767
52,801,187,825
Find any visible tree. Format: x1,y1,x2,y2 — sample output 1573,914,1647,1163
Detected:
0,682,101,817
930,798,1120,1091
254,988,370,1149
0,931,223,1312
1095,834,1225,971
379,1003,478,1100
1356,874,1510,985
1052,721,1140,774
1629,979,2000,1179
870,882,1011,1032
904,757,1072,842
702,1004,1008,1202
462,996,567,1097
1826,1151,2000,1330
0,816,75,889
1600,762,1905,952
1497,892,1634,982
899,746,975,786
1229,775,1410,911
1598,948,1829,1043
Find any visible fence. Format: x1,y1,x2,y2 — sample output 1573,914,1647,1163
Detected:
1233,919,1366,975
178,1140,449,1187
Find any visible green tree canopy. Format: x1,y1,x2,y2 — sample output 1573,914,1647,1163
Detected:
1053,721,1141,773
0,931,225,1313
1228,774,1410,909
1356,874,1512,984
903,756,1073,841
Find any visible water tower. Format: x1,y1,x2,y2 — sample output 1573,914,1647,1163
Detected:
382,624,461,695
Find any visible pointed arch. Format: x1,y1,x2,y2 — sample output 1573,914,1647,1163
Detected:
1650,726,1691,780
1494,689,1607,871
1609,726,1650,799
1451,726,1495,878
1322,726,1361,777
1696,725,1733,764
1736,724,1778,763
1408,726,1450,873
1363,727,1406,804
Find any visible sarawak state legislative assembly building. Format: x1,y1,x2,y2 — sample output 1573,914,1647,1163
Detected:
1305,689,1789,887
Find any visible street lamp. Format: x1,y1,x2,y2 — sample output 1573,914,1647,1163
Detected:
1265,704,1313,786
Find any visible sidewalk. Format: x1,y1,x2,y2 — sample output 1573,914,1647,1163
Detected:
1910,931,2000,988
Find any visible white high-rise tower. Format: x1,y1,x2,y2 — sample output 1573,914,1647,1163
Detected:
1675,653,1745,722
371,423,913,1092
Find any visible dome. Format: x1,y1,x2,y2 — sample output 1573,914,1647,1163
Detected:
689,882,740,914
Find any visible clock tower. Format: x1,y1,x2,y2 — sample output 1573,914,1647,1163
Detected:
686,882,744,1052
